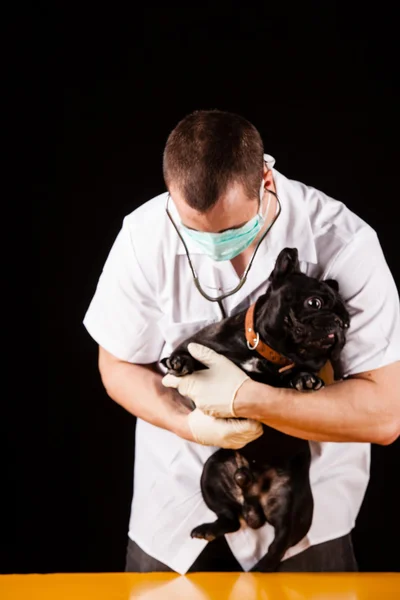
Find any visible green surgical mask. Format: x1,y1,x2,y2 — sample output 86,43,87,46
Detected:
180,183,270,261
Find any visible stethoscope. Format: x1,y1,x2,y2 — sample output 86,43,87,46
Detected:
165,189,282,319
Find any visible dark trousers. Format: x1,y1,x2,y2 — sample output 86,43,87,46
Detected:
125,533,358,573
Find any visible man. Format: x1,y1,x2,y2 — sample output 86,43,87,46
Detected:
83,110,400,573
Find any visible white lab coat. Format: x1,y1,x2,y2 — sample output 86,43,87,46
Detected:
83,156,400,573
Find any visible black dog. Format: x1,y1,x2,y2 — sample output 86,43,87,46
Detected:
161,248,350,571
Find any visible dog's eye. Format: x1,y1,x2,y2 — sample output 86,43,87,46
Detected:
306,297,322,310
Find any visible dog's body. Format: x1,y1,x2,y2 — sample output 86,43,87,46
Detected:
162,248,350,571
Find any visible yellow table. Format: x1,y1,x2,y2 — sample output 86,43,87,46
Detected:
1,573,399,599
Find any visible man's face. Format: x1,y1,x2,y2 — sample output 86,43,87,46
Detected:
169,168,273,234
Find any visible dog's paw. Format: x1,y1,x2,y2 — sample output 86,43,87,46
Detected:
165,353,195,376
190,524,216,542
290,372,325,392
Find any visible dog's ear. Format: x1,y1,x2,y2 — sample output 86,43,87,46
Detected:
269,248,300,284
324,279,339,292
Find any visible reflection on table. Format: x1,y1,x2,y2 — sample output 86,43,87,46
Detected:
1,572,400,600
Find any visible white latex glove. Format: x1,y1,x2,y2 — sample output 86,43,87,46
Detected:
188,408,263,449
162,343,250,418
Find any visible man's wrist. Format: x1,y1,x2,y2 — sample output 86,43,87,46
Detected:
161,386,195,441
172,412,196,442
233,379,264,419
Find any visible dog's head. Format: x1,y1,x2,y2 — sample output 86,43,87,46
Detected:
257,248,350,365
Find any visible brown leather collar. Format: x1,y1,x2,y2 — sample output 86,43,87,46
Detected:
245,303,295,373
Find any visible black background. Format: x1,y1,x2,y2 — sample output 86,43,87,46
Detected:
19,2,400,574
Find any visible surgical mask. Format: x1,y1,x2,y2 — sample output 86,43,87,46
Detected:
180,181,271,262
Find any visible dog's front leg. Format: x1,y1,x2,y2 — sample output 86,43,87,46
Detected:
161,348,206,377
286,371,325,392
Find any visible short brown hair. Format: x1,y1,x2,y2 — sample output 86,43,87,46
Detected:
163,110,264,212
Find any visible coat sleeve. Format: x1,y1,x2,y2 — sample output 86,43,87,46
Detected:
83,217,165,363
324,227,400,377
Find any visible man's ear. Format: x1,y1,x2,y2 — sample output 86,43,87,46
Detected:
324,279,340,292
269,248,300,284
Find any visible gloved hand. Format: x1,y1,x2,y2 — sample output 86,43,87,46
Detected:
188,408,263,449
162,343,250,418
